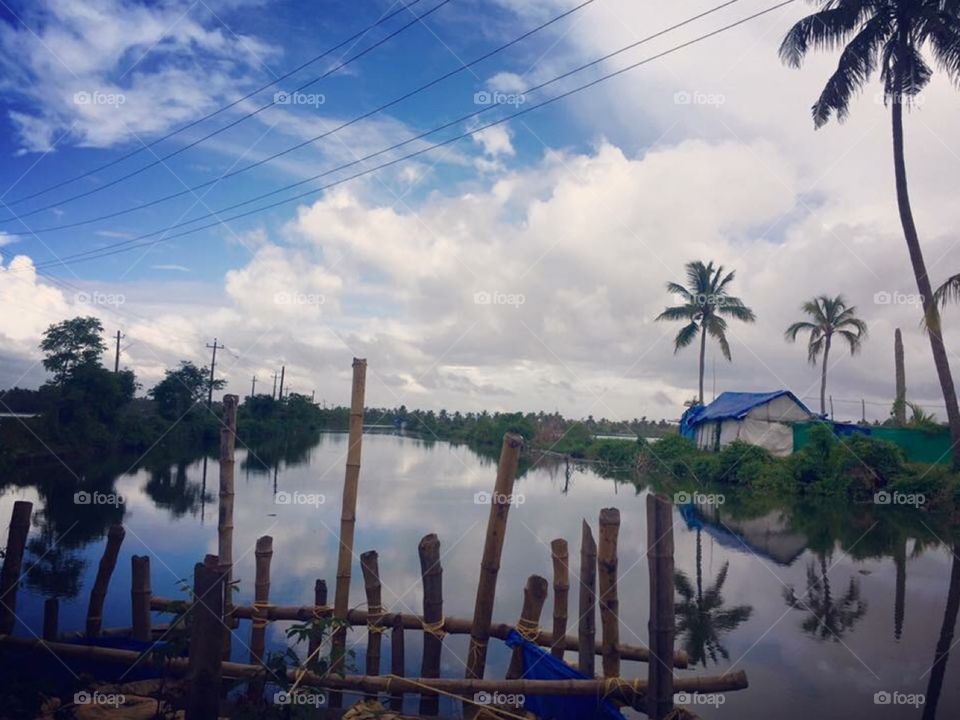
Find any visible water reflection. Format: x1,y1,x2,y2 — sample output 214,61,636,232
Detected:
783,554,868,641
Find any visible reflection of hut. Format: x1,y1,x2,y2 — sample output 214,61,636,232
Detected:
681,391,815,457
681,503,807,566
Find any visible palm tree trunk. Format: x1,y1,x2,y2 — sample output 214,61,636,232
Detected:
820,334,831,417
922,544,960,720
892,101,960,468
698,324,707,404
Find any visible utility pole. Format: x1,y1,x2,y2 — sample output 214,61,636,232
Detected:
205,338,224,408
311,389,315,404
113,330,124,373
272,371,279,400
250,375,257,398
278,365,285,400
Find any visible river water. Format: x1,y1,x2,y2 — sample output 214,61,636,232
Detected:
1,431,956,718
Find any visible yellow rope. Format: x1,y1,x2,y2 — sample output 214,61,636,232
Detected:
252,601,274,629
366,606,388,634
421,616,447,639
601,676,639,701
312,604,333,619
516,618,540,643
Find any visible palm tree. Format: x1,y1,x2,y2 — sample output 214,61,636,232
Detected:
785,295,867,415
779,0,960,466
783,554,867,641
656,261,756,403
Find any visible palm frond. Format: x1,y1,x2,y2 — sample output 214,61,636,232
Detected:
933,272,960,309
778,4,874,68
837,329,865,354
656,305,696,322
674,321,700,353
665,281,693,300
785,321,818,342
706,317,732,361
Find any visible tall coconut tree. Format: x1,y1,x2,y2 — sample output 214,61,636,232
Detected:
656,261,756,404
785,295,867,415
779,0,960,465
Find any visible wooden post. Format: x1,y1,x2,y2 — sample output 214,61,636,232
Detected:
86,524,125,637
507,575,549,679
598,508,620,678
308,579,328,662
646,494,675,720
0,500,32,634
390,614,405,711
895,328,907,425
466,432,524,680
418,534,443,715
550,539,570,660
331,358,367,707
577,520,597,677
43,598,59,641
187,555,225,720
360,550,383,677
250,536,273,663
131,555,151,642
218,394,238,636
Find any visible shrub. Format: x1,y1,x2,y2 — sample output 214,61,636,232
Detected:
714,441,773,485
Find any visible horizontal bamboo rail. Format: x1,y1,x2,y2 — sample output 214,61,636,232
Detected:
149,597,689,667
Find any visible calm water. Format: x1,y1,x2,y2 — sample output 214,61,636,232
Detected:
1,432,957,719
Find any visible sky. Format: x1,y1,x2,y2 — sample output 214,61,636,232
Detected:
1,0,960,422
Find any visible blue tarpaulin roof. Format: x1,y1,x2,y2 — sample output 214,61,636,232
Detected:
685,391,812,427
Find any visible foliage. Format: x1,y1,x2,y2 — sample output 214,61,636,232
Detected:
149,361,224,420
39,316,107,384
785,295,867,364
713,441,773,485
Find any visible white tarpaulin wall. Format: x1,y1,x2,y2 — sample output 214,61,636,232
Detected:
692,393,814,456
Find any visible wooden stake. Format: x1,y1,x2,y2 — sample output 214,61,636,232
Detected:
466,432,523,680
331,358,367,707
86,524,125,638
598,508,620,678
390,613,405,712
250,536,273,664
646,494,675,720
507,575,549,679
131,555,151,642
418,534,443,715
187,555,225,720
218,394,238,636
0,500,32,634
43,598,59,641
577,520,597,677
360,550,383,677
550,539,569,660
308,579,328,662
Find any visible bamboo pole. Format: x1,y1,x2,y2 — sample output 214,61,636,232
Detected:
218,394,238,636
86,524,125,637
418,534,443,715
187,555,225,720
646,493,675,720
250,536,273,664
308,579,328,662
550,539,569,660
506,575,549,679
0,635,747,702
331,358,367,708
466,432,523,680
360,550,384,677
147,600,688,666
578,520,597,677
0,500,32,634
43,598,59,641
131,555,151,642
391,613,405,711
598,508,620,678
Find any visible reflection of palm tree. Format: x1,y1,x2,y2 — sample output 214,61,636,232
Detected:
24,529,85,601
783,554,866,641
674,530,753,666
922,544,960,720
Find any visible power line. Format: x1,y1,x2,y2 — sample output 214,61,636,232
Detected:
17,0,598,236
0,0,455,225
31,0,772,271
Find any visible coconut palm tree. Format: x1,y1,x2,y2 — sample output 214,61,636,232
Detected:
779,0,960,466
656,261,756,403
785,295,867,415
783,554,867,641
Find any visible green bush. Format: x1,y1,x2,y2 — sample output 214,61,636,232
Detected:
713,441,773,485
587,439,640,467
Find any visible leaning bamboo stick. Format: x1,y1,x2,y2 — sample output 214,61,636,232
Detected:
218,394,238,637
86,524,125,637
360,550,384,677
250,536,273,663
187,555,226,720
148,597,688,666
646,494,675,720
598,508,620,678
418,534,443,716
506,575,549,679
308,579,328,663
390,613,405,711
550,539,570,660
131,555,152,642
578,520,597,677
0,500,32,634
331,358,367,708
0,635,747,703
466,432,524,680
43,598,59,641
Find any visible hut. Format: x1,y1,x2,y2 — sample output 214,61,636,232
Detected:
680,390,815,456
